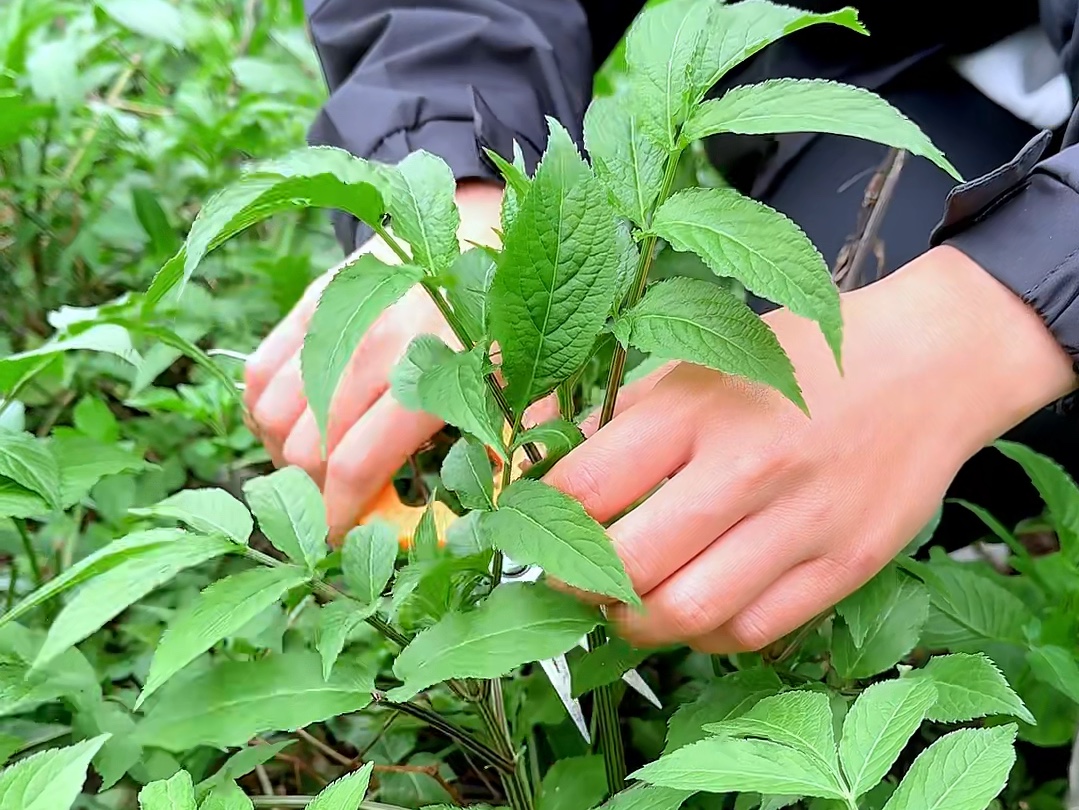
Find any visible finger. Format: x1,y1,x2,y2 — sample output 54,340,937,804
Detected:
323,392,444,540
607,511,813,648
578,361,677,438
543,387,695,525
245,271,334,408
251,350,308,465
603,453,781,597
684,557,846,654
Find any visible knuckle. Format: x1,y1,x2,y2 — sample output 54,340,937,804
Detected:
564,460,607,516
253,400,296,441
669,591,718,640
726,607,778,652
244,359,273,401
283,436,324,480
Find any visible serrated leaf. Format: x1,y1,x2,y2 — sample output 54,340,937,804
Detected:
572,636,649,698
833,569,928,680
995,440,1079,558
243,466,328,570
316,600,379,679
50,432,148,508
0,431,60,510
664,668,783,753
880,725,1016,810
596,784,692,810
490,120,626,413
343,522,400,604
1027,644,1079,704
308,762,375,810
441,437,495,511
516,418,586,481
389,151,460,273
685,80,958,179
613,277,803,409
584,94,667,225
0,325,140,395
139,770,196,810
0,528,188,629
200,781,254,810
538,755,607,810
388,582,601,700
32,534,236,670
912,653,1033,724
137,565,311,708
445,510,490,556
98,0,185,48
838,677,937,797
443,249,496,343
0,734,110,810
146,147,393,307
136,651,375,751
131,487,252,544
410,501,441,562
633,735,846,800
302,255,424,442
413,346,506,458
652,188,841,363
478,479,637,604
707,690,838,774
390,335,457,410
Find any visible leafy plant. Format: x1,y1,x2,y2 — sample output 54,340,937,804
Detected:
1,1,1076,809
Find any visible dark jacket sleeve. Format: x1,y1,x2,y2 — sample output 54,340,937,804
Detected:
304,0,639,251
930,0,1079,366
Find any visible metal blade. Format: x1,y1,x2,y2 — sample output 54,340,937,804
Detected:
538,654,591,743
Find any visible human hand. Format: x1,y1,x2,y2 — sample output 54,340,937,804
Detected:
546,246,1075,653
244,180,504,540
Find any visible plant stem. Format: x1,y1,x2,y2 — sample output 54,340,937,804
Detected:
13,520,42,588
587,626,625,796
372,223,541,464
384,696,515,774
476,680,533,810
251,800,407,810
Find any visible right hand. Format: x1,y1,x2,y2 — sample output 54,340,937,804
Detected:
244,181,504,540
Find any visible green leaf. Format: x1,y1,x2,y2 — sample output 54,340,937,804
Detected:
196,742,295,797
146,147,393,307
308,762,375,810
132,188,180,258
441,437,495,511
302,254,424,442
948,499,1024,557
901,503,943,556
243,466,328,570
537,755,608,810
342,522,400,605
833,567,928,680
72,396,119,442
388,582,601,701
139,770,196,810
613,277,803,410
200,781,254,810
1026,644,1079,704
32,534,236,670
445,510,490,556
478,479,638,605
50,432,148,509
443,249,496,343
880,725,1016,810
137,565,311,708
0,734,110,810
652,188,841,363
0,431,60,510
131,487,253,544
706,690,839,774
390,335,457,410
633,735,847,800
838,677,938,797
0,480,48,520
516,418,585,481
912,653,1034,724
584,94,667,225
995,440,1079,558
410,502,441,563
489,120,627,412
664,668,783,753
315,600,378,679
77,700,140,789
904,560,1034,647
596,784,692,810
389,151,460,273
136,651,375,751
571,636,649,698
412,346,506,458
0,325,140,395
0,528,188,629
685,80,958,180
0,92,50,151
97,0,185,48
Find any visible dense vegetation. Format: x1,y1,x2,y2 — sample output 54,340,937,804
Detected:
2,2,1079,810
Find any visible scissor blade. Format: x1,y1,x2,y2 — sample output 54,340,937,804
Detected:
577,635,660,708
538,655,591,743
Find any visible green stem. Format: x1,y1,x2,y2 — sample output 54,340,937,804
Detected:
477,680,533,810
5,559,18,613
587,626,625,797
13,520,42,588
384,696,516,774
372,223,540,464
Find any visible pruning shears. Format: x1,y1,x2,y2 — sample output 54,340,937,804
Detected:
499,558,661,743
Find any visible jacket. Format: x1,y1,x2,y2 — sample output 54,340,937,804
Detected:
304,0,1079,366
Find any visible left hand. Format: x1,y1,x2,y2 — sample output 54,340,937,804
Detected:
545,246,1076,653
